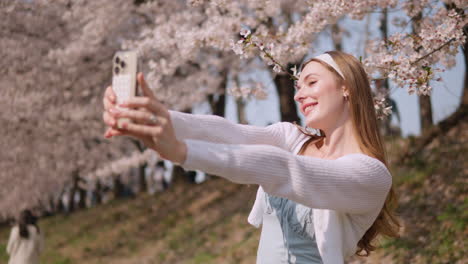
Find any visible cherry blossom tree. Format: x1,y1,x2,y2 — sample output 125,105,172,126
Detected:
0,0,147,220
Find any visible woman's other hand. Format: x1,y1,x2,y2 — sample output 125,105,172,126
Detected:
102,73,187,165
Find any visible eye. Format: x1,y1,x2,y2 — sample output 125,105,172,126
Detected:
308,81,316,86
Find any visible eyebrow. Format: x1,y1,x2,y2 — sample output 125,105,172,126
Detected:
304,73,320,80
295,73,320,89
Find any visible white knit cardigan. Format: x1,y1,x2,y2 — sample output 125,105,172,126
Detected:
169,110,392,264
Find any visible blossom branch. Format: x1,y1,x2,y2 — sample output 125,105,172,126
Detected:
411,37,456,65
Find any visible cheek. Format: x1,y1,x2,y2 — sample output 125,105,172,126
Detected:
328,97,346,112
315,82,339,98
317,93,345,115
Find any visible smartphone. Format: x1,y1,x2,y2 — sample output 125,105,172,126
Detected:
112,50,138,129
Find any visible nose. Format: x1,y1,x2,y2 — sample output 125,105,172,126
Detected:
294,88,304,103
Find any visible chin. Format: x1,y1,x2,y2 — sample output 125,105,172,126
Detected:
305,116,324,130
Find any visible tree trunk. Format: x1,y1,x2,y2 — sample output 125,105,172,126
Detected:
56,188,66,213
113,174,125,198
68,185,75,213
139,162,147,193
445,2,468,108
461,21,468,107
274,65,301,123
130,139,147,193
236,98,248,124
413,12,434,132
94,179,103,205
331,23,342,51
67,171,79,213
418,95,433,131
378,8,393,136
48,195,56,215
208,93,226,117
208,70,227,117
78,187,87,209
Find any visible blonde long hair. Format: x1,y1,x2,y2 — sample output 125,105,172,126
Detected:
299,51,401,256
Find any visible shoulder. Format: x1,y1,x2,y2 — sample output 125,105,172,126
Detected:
19,225,40,238
274,121,318,135
338,153,392,190
10,225,19,234
8,226,19,241
27,225,38,232
339,153,390,174
269,122,313,151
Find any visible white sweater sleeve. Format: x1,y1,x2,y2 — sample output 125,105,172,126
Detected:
169,110,287,148
179,140,392,214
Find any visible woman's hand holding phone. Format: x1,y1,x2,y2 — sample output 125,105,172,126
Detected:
102,73,187,165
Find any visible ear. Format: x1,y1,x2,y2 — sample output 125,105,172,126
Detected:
342,85,349,97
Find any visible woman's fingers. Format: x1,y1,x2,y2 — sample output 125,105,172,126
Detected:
103,97,115,111
120,121,163,139
104,86,116,103
104,127,124,138
107,128,154,148
103,76,166,145
103,86,116,110
103,111,117,127
119,97,167,118
137,73,155,99
111,107,163,125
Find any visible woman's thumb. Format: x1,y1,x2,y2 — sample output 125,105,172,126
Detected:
137,73,155,99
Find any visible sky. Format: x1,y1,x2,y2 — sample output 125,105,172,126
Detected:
193,10,465,138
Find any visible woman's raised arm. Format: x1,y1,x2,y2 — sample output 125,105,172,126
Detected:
178,139,392,215
103,73,289,149
169,110,288,148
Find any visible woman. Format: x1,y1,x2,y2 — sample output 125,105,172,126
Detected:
102,51,400,263
7,210,44,264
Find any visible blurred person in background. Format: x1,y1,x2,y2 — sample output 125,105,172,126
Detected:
7,209,44,264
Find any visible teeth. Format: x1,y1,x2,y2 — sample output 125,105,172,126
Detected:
305,105,313,113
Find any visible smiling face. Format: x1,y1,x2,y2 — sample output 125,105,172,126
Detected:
294,60,348,130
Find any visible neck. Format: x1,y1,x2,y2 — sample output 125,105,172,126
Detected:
316,113,362,158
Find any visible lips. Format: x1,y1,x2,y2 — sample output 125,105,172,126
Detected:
302,102,318,115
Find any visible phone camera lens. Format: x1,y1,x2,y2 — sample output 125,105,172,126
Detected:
115,57,120,64
114,66,120,74
120,61,126,68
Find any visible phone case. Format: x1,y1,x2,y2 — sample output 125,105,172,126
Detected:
112,50,138,129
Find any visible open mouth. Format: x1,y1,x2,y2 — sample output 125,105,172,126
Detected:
303,102,318,115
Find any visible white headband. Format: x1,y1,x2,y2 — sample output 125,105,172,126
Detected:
313,53,345,80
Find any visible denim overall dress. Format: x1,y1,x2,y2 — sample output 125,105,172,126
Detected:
256,192,323,264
